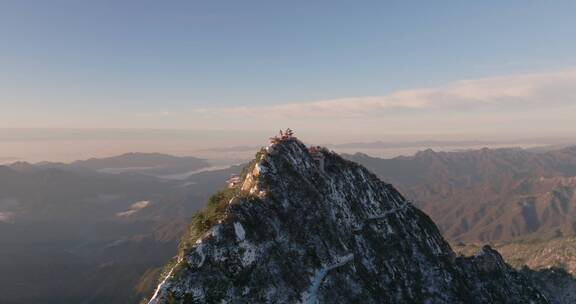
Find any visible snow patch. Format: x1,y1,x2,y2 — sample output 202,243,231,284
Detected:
196,244,207,267
366,203,408,221
148,256,183,304
234,222,246,241
301,254,354,304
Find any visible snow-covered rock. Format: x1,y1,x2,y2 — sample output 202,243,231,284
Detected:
148,138,548,304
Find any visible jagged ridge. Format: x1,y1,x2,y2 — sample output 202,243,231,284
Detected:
148,137,548,304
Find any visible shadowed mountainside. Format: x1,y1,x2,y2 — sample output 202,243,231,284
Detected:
0,160,242,304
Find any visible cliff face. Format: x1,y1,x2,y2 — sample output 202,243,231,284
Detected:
148,138,547,304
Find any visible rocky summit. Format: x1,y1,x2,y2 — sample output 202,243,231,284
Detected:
148,136,548,304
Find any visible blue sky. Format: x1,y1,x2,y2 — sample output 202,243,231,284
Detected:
1,1,576,143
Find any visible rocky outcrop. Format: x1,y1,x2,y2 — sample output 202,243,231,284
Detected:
148,137,548,303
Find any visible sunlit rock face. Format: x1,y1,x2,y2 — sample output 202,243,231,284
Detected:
149,138,548,304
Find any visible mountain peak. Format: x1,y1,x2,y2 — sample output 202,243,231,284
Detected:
414,148,440,159
148,135,548,304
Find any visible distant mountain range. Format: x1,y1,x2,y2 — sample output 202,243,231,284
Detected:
331,139,525,149
0,154,241,304
3,146,576,303
453,237,576,303
453,237,576,275
33,152,210,177
345,146,576,242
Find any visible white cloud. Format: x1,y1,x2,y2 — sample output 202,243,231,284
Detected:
213,68,576,119
116,200,151,217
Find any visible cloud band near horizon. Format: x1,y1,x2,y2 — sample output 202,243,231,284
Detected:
204,68,576,119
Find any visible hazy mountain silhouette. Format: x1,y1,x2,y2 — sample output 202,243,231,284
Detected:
0,158,241,304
